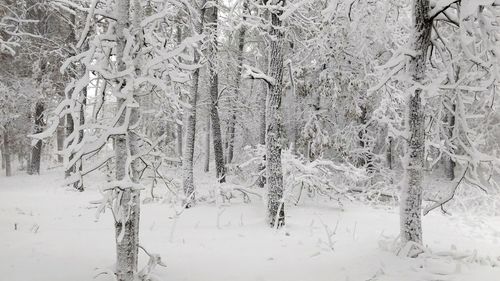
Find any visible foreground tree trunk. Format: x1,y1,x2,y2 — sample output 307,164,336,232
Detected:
206,1,226,183
3,129,11,177
266,0,286,228
400,0,431,247
29,101,44,175
182,2,205,202
114,1,141,280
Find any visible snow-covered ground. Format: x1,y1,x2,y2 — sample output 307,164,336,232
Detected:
1,170,499,281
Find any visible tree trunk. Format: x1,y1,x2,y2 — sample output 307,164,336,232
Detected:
65,111,74,178
182,3,206,203
204,114,211,172
387,136,393,170
358,105,373,173
56,117,65,163
444,100,456,180
256,42,268,189
400,0,431,247
3,130,11,177
114,1,141,280
206,1,226,183
226,0,249,164
176,24,184,159
266,0,286,228
29,101,44,175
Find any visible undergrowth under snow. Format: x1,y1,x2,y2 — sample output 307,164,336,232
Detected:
0,170,499,281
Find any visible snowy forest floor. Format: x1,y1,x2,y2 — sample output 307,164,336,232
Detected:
1,169,500,281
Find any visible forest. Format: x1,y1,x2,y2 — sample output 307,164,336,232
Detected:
0,0,499,280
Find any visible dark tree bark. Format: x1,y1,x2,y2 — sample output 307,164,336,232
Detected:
3,129,11,177
206,1,226,183
204,114,211,172
29,101,45,175
400,0,432,247
56,117,65,163
387,136,393,170
226,0,249,164
182,1,206,202
266,0,286,228
176,23,184,159
444,100,456,180
358,105,373,173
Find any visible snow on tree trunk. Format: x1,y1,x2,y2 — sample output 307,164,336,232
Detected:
65,111,74,178
266,0,286,228
206,1,226,183
114,1,140,279
3,129,11,177
400,0,432,247
175,24,184,159
257,46,268,189
29,100,44,175
183,3,205,203
259,78,267,146
226,0,248,164
204,114,211,172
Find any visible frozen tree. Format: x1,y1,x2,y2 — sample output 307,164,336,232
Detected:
265,0,287,228
398,0,432,248
182,0,206,204
206,0,226,183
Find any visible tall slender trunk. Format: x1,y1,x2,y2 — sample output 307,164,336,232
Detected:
3,129,11,177
444,98,456,180
266,0,286,228
256,44,268,189
182,3,206,203
400,0,431,246
65,111,74,178
114,1,141,280
176,24,184,159
204,114,211,172
226,0,249,164
387,136,393,170
1,148,5,170
29,101,44,175
206,1,226,183
73,88,87,190
56,117,65,163
259,78,267,146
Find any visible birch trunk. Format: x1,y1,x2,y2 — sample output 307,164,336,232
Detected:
206,1,226,183
400,0,431,246
182,2,205,203
266,0,286,227
29,100,44,175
